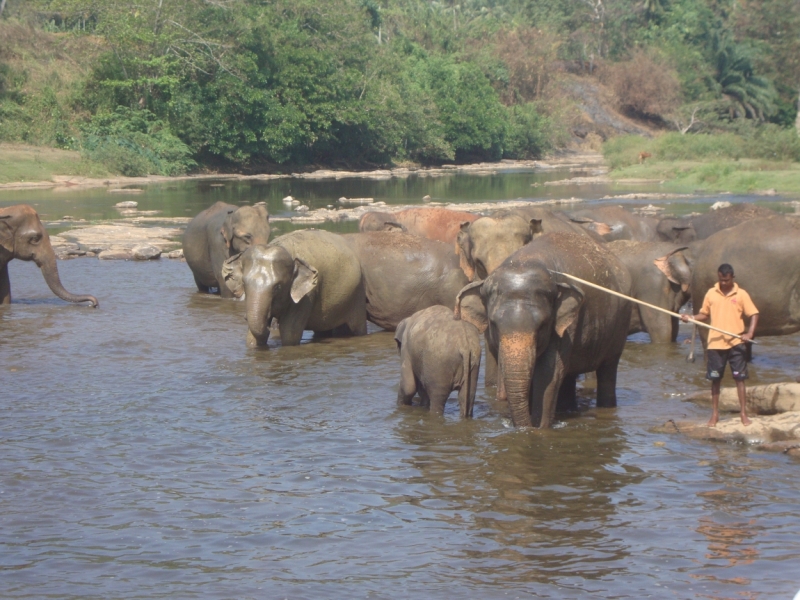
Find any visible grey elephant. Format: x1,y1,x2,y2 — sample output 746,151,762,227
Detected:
455,232,631,428
690,216,800,339
456,207,601,282
183,201,271,297
222,229,367,347
1,204,98,307
394,305,482,417
341,232,470,330
657,203,778,244
566,205,658,242
607,241,693,342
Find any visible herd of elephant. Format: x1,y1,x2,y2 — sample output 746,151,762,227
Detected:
2,200,799,428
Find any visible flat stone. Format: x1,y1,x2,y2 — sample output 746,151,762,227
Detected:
165,249,184,259
114,201,139,208
60,223,182,253
654,412,800,448
338,197,374,205
98,248,133,260
109,188,144,194
685,382,800,414
132,244,162,260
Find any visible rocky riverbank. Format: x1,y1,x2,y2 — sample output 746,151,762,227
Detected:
654,383,800,457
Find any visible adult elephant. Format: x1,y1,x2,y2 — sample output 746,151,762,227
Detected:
657,203,778,244
455,232,631,428
358,207,479,244
607,241,693,342
455,206,600,282
691,216,800,338
342,232,470,330
222,229,367,347
566,205,658,242
1,204,98,307
183,201,270,297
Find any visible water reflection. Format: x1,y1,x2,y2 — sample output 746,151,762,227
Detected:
2,189,800,598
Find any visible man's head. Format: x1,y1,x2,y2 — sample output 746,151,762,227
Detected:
717,263,735,291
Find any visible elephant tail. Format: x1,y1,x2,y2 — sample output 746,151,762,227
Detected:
462,347,476,418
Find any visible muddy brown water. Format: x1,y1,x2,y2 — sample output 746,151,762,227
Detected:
1,173,799,598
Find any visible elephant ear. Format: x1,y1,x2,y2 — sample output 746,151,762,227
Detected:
528,218,543,238
221,252,245,298
253,202,270,221
379,221,405,233
394,318,408,353
455,222,476,282
654,246,692,292
291,258,318,304
454,280,488,333
0,214,13,253
220,208,236,250
554,282,584,337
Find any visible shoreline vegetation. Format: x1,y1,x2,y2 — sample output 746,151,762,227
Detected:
3,141,800,197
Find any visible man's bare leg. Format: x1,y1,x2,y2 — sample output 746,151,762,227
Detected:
708,379,721,427
736,379,751,426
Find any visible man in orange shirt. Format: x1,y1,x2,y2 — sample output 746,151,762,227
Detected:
681,263,759,427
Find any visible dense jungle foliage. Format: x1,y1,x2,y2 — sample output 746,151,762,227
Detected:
0,0,798,175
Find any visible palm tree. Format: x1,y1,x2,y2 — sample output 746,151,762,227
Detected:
709,31,776,121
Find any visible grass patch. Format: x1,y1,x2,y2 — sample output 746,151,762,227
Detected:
613,158,800,194
0,143,111,183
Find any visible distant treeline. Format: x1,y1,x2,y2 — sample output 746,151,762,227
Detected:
0,0,798,175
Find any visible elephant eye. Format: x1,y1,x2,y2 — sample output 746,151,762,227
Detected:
29,234,42,244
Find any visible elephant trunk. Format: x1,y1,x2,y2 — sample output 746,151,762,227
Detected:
498,332,537,428
245,288,273,346
36,239,98,307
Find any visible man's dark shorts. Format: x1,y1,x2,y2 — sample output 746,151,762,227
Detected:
707,344,749,381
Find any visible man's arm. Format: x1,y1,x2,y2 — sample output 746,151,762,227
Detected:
741,314,758,342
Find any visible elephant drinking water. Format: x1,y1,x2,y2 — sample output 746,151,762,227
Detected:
0,204,98,307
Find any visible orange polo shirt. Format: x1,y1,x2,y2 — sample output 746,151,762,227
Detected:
699,282,759,350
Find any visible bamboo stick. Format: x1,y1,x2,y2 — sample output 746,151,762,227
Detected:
549,270,758,344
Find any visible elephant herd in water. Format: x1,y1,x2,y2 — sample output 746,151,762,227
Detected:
2,200,799,428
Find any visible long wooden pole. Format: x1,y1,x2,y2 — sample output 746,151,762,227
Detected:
549,270,758,344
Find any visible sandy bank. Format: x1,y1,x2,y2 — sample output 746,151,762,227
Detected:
0,154,606,192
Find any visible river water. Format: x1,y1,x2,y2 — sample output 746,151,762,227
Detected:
1,171,799,598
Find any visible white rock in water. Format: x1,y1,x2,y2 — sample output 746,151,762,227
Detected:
422,195,432,202
338,197,374,205
132,244,162,260
114,201,139,208
282,195,294,204
710,201,732,210
294,205,310,212
166,249,184,259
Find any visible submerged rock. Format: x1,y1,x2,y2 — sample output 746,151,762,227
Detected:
685,382,800,414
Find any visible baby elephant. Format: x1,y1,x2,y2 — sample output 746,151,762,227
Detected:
394,305,482,417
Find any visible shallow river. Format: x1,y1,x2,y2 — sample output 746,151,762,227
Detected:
1,172,799,598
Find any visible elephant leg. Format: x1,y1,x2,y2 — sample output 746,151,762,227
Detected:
556,374,578,413
193,274,211,294
0,263,10,305
278,298,313,346
596,353,622,408
484,332,498,387
530,340,569,428
345,284,368,336
397,359,417,406
670,316,680,343
427,386,451,415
